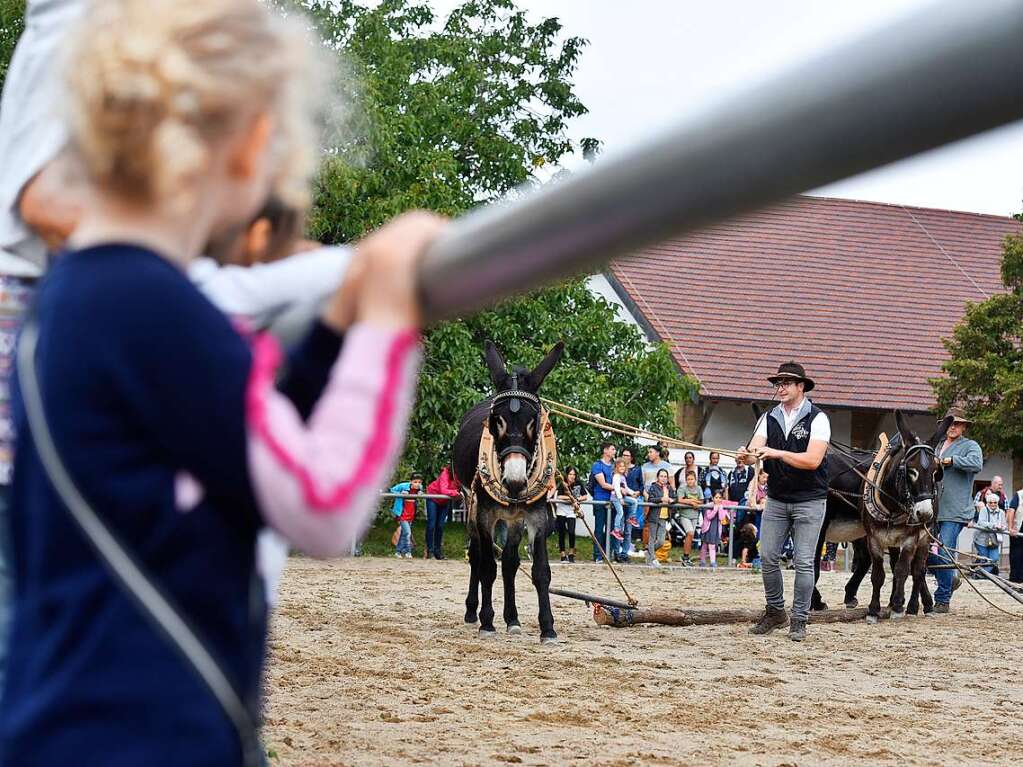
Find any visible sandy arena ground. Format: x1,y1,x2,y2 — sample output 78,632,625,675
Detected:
264,555,1023,766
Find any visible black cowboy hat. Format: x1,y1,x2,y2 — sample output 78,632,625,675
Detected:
767,361,815,392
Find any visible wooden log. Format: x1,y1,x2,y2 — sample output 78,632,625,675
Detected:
592,603,890,628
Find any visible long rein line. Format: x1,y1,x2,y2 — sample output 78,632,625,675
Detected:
925,527,1023,619
474,467,638,608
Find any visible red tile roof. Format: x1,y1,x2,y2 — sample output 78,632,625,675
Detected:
607,195,1021,413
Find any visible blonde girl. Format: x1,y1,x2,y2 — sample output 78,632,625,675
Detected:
0,2,444,764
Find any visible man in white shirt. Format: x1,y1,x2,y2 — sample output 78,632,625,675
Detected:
737,362,830,642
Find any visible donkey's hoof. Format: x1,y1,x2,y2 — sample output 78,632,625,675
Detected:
464,613,478,625
922,610,935,618
865,614,879,625
539,635,559,645
810,602,829,612
890,611,906,621
478,628,497,639
844,599,859,609
506,624,522,635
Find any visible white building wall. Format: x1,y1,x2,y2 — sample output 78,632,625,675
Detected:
587,273,650,335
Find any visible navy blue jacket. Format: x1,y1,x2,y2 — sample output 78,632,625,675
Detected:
0,246,339,766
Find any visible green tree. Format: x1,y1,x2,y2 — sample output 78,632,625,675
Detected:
300,0,599,241
931,220,1023,468
0,0,694,481
0,0,25,93
409,280,694,479
295,0,693,478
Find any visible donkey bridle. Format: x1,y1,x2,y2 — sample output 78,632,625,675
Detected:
867,440,937,526
490,386,542,461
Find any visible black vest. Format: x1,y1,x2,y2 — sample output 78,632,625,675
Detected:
764,404,829,503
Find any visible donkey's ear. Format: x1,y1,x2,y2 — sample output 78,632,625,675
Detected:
484,341,507,387
528,341,564,390
929,414,953,449
894,410,917,444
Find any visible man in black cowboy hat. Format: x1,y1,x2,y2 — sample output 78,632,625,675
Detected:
737,362,830,642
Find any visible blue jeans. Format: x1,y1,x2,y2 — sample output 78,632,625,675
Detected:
593,502,608,561
610,495,625,532
928,520,966,604
396,520,412,555
634,503,645,531
974,543,1000,573
0,485,10,698
425,500,449,556
609,496,636,560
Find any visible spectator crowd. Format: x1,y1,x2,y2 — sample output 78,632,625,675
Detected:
387,445,1023,583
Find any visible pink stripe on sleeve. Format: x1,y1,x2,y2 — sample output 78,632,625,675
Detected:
245,323,421,556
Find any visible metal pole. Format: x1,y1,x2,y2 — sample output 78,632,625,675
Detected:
418,0,1023,324
548,587,635,611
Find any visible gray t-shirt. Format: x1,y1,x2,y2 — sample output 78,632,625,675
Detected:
641,460,673,495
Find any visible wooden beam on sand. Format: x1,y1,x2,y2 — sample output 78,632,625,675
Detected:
592,603,890,628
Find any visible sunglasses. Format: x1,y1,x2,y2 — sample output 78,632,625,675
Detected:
772,380,798,389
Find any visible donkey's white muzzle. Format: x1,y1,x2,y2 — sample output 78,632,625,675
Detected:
502,453,528,490
913,499,934,522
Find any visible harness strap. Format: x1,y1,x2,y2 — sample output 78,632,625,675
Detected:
477,408,557,506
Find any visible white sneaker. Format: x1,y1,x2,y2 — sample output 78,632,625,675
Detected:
403,552,412,559
395,553,403,559
648,560,661,569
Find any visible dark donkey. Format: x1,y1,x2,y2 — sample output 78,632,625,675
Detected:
453,341,564,643
811,412,950,620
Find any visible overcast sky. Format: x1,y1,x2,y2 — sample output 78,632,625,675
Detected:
435,0,1023,217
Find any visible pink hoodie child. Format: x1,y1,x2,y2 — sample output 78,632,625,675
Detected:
700,494,736,567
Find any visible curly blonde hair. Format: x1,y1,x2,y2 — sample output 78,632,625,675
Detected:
63,0,321,212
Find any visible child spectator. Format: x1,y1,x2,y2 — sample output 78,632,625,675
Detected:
700,490,735,568
552,466,589,563
645,469,676,568
391,474,424,559
610,458,639,562
0,1,444,759
621,448,645,557
736,521,760,570
676,471,703,567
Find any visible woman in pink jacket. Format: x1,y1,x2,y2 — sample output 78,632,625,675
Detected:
426,465,461,559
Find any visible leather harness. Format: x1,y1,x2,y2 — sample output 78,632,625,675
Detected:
861,432,934,527
474,388,558,509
